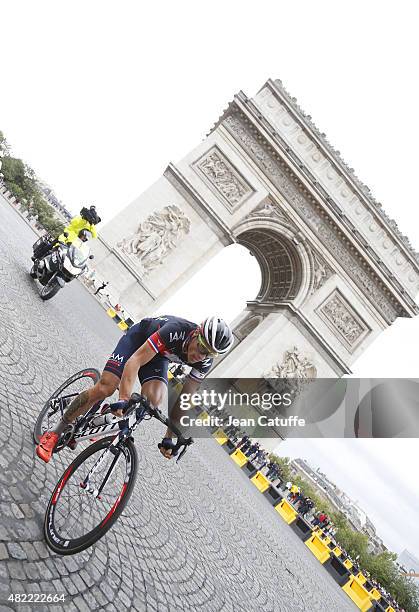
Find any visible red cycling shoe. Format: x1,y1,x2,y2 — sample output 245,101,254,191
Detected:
36,431,59,463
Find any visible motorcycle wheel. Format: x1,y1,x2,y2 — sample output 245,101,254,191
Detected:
29,264,37,279
40,280,60,300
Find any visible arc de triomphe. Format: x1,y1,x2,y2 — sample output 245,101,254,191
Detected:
91,79,419,378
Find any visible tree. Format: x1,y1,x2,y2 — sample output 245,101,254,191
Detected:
0,131,10,157
1,156,26,190
0,130,66,235
335,524,369,560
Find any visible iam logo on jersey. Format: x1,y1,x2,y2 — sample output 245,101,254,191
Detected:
169,331,186,342
110,353,124,363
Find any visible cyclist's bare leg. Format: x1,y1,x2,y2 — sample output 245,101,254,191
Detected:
138,380,173,459
140,379,167,408
53,371,120,435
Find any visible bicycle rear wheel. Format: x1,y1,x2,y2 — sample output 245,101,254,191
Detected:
44,436,137,555
33,368,100,444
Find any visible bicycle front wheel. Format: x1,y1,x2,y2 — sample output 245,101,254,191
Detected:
44,436,138,555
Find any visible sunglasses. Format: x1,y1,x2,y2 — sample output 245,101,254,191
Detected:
196,334,217,357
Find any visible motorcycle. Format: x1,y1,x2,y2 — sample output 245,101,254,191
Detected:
30,233,93,300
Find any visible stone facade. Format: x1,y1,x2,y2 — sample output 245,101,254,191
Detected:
90,79,419,377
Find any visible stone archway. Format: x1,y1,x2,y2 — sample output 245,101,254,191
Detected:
90,78,419,379
237,228,302,303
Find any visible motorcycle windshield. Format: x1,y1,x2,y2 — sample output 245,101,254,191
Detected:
68,241,90,267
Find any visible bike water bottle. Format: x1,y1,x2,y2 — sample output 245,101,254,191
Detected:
90,414,114,427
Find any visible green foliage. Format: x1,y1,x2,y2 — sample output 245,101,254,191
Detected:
0,130,10,156
2,156,26,188
5,182,27,203
0,130,65,234
335,524,369,559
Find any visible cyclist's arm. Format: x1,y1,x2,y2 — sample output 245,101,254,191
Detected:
165,376,201,438
119,342,155,400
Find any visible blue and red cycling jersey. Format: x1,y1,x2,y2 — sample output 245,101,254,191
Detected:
104,315,213,384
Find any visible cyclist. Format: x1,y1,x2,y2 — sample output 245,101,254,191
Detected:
36,315,233,463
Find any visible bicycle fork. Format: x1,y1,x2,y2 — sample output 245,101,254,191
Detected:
79,436,121,499
79,408,145,499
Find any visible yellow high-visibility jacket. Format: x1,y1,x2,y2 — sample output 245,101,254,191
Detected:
57,216,98,244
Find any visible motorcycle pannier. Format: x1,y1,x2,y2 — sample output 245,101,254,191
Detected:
33,234,54,260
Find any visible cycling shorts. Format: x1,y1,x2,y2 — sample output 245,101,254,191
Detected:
104,320,169,385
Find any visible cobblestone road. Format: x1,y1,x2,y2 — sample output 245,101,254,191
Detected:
0,195,355,611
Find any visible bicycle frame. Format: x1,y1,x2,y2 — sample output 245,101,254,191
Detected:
51,392,192,499
74,404,151,498
49,394,122,446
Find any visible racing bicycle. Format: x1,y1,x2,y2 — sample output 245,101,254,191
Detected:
33,368,193,555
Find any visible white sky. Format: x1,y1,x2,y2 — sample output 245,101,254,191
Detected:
1,1,419,556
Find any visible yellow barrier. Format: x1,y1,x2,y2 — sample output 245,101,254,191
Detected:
305,533,331,564
275,499,297,524
224,438,391,612
213,428,228,445
107,308,116,318
250,471,271,493
342,576,373,611
369,588,381,601
198,410,209,421
230,448,248,467
117,320,129,331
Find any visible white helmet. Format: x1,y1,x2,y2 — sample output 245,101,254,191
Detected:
199,317,234,355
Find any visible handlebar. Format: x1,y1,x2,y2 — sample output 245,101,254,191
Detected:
109,393,193,463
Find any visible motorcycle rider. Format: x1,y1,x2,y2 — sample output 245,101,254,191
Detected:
57,205,101,245
35,228,92,276
36,315,234,463
32,205,101,262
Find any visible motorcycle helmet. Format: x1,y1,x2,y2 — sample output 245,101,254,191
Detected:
78,229,92,242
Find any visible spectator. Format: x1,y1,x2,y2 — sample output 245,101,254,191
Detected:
83,267,96,288
266,461,280,480
298,497,314,518
288,484,300,502
254,449,268,468
94,281,109,295
312,512,327,527
237,434,250,449
245,442,259,458
241,439,252,453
